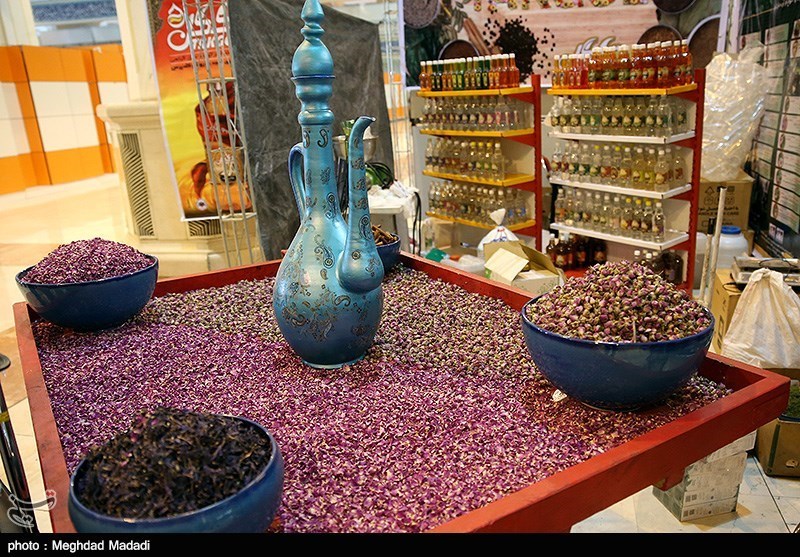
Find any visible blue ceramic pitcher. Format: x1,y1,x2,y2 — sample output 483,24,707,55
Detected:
272,0,384,369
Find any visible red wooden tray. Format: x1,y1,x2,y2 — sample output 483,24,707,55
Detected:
13,253,790,533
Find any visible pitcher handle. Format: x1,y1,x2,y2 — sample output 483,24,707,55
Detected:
288,142,307,222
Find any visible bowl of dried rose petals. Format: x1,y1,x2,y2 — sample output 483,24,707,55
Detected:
16,238,158,331
521,260,714,411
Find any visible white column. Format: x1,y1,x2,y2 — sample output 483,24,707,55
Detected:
114,0,158,101
0,0,38,46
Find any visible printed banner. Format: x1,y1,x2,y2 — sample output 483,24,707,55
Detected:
147,0,252,219
742,0,800,256
404,0,658,87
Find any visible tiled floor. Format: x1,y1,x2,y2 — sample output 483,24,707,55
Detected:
0,175,798,534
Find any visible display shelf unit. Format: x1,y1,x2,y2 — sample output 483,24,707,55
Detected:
548,178,692,200
550,223,689,251
12,256,791,533
426,211,537,234
417,77,543,249
550,131,694,145
547,69,705,292
422,170,536,188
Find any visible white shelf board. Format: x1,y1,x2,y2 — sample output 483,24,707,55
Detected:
548,179,692,200
549,130,695,145
550,223,689,250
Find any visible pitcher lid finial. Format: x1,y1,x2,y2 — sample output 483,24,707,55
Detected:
292,0,333,78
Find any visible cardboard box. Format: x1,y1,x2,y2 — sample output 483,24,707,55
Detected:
483,241,564,296
652,487,739,522
697,171,755,235
710,270,743,353
756,417,800,477
683,452,748,480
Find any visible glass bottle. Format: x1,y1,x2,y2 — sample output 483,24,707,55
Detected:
546,236,558,264
641,199,653,240
569,96,581,133
646,95,658,136
620,196,634,236
572,189,583,227
592,238,608,265
564,187,576,226
633,249,643,265
601,193,612,233
568,141,580,181
574,235,588,268
601,96,613,133
582,190,594,229
617,47,631,88
622,96,635,133
642,147,657,190
554,187,567,222
578,143,591,183
671,41,683,88
656,41,671,88
653,201,665,242
633,97,646,136
589,97,602,134
609,194,622,233
610,144,621,185
591,192,603,230
656,95,673,137
589,144,602,182
588,47,601,88
672,97,688,134
664,250,684,284
631,197,643,239
680,39,693,85
491,141,505,180
642,43,657,87
671,146,686,187
600,144,613,185
651,250,665,278
510,53,521,88
631,146,645,189
555,232,571,269
653,148,669,192
551,142,562,180
630,44,644,88
610,97,624,135
619,145,633,188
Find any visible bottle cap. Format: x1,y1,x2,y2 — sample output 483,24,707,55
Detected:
672,40,681,46
682,39,689,46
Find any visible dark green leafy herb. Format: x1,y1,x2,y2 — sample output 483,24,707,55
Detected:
784,384,800,420
75,407,272,519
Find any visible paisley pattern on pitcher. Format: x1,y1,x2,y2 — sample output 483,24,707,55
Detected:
324,192,336,219
351,249,361,260
306,168,312,187
359,214,371,240
313,234,335,268
351,157,365,170
365,256,378,278
355,177,366,191
303,130,311,148
355,197,368,210
320,167,331,184
317,128,329,148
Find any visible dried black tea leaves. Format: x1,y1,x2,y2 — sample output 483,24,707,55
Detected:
75,407,272,519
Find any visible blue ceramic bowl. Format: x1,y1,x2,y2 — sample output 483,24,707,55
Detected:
15,257,158,331
376,235,401,273
521,297,714,411
68,417,284,533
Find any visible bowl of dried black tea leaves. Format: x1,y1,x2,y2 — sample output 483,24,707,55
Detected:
68,407,283,533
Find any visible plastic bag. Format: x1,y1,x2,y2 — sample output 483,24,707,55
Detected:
701,43,768,182
477,209,519,258
721,268,800,369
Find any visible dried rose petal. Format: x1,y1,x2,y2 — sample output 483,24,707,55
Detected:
32,265,730,533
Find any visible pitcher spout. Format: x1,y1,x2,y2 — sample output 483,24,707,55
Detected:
336,116,384,293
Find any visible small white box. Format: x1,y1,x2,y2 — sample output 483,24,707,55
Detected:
652,487,739,522
697,431,757,463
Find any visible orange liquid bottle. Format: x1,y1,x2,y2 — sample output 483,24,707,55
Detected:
642,43,657,87
617,46,631,89
670,41,682,87
580,52,590,89
629,44,643,88
509,53,520,88
419,60,430,91
500,54,511,88
656,41,671,88
587,47,601,88
680,39,693,84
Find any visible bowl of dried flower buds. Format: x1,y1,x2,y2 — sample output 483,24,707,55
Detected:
16,238,158,331
521,261,714,411
373,225,401,273
68,408,284,533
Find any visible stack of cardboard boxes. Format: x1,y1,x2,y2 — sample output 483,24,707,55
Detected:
652,432,756,521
